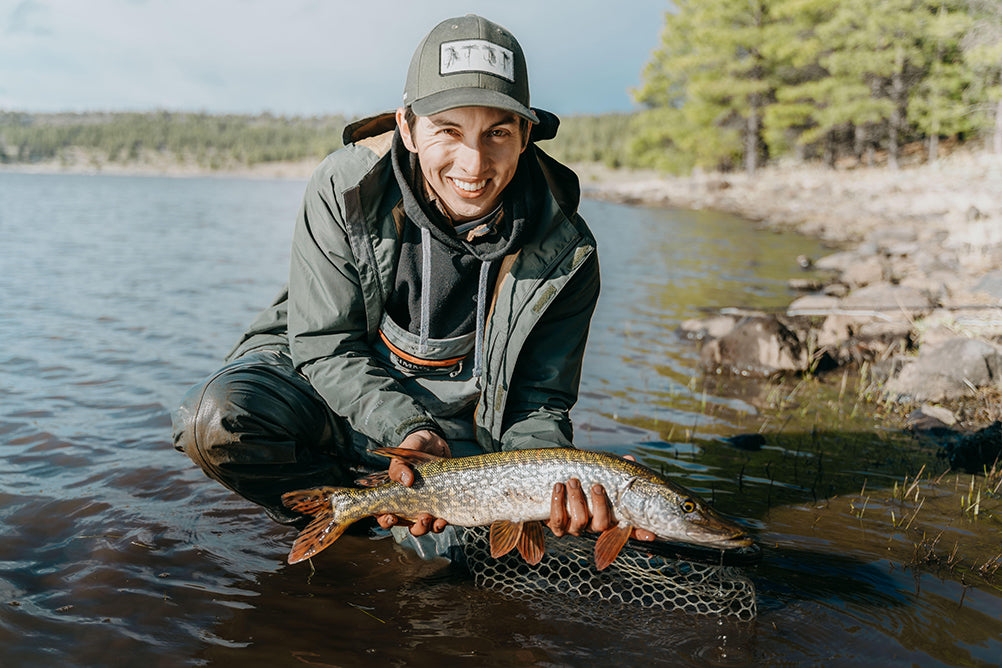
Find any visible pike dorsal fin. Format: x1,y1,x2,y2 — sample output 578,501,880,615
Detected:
517,521,546,565
371,447,443,466
594,525,633,571
489,519,523,558
354,470,391,487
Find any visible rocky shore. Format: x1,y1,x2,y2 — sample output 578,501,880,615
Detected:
577,149,1002,471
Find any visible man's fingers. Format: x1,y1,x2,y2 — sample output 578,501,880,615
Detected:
589,484,614,532
548,482,568,537
432,518,449,533
633,528,656,542
389,458,415,487
565,478,589,535
409,513,434,536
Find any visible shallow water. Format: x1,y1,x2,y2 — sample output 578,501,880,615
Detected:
1,171,999,667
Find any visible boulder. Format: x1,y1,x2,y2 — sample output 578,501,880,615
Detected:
883,336,1002,403
700,316,807,377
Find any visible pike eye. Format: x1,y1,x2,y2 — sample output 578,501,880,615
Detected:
681,498,697,513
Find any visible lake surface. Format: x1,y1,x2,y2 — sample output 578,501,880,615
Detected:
1,171,999,666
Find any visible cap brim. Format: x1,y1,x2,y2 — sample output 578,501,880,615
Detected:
411,88,539,124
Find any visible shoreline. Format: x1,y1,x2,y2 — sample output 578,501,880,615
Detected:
9,151,1002,434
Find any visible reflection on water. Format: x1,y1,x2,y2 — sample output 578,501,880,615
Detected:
1,172,999,666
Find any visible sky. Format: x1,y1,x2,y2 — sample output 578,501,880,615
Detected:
1,0,669,118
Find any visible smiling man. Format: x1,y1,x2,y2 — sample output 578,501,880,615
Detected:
172,14,654,556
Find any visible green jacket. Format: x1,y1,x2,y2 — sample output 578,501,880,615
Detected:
227,114,599,454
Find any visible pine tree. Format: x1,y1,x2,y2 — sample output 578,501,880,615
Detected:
631,0,776,174
963,0,1002,153
911,3,975,162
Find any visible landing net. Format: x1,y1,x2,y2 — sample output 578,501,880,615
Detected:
460,526,758,621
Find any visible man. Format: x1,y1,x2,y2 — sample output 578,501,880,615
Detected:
172,14,655,550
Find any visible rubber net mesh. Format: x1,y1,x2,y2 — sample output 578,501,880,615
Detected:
459,526,757,621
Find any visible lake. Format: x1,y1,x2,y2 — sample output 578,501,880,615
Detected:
1,171,999,666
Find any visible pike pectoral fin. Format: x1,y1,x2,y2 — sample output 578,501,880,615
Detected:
516,521,546,565
489,519,523,558
371,447,443,465
594,524,633,571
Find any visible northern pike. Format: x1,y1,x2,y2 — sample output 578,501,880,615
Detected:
281,447,752,570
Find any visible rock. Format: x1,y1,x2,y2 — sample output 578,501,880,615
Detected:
841,255,884,287
822,283,850,297
841,283,933,314
814,250,859,273
787,294,840,316
905,404,958,431
724,433,766,451
883,336,1002,403
944,421,1002,473
973,271,1002,301
788,277,825,291
678,314,738,341
700,316,807,377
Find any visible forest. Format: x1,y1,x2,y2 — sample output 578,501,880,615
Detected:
2,0,1000,175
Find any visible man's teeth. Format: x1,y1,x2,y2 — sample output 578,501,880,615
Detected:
452,178,487,192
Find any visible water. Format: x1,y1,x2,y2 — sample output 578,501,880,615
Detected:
1,171,999,667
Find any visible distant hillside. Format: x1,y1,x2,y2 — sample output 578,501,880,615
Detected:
0,110,634,173
0,111,349,170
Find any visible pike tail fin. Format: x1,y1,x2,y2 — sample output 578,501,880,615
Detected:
281,487,355,565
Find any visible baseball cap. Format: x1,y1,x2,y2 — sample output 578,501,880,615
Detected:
403,15,539,124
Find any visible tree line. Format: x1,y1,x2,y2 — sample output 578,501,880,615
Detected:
0,111,347,168
5,0,1000,180
630,0,1002,173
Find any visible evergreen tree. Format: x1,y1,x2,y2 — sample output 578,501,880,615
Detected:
911,4,975,161
631,0,776,174
963,0,1002,153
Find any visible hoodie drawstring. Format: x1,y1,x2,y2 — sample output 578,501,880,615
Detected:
419,226,431,356
474,259,492,382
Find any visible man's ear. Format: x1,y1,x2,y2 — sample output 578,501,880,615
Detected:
396,107,418,153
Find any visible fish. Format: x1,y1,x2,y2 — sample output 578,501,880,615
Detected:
281,446,752,570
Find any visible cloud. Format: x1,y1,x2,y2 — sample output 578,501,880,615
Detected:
6,0,51,35
0,0,667,115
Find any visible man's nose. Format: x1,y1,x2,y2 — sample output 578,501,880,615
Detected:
454,139,487,174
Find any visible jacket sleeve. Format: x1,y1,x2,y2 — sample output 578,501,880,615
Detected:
499,253,600,451
287,162,440,447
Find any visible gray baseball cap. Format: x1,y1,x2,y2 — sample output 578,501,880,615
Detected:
403,15,539,124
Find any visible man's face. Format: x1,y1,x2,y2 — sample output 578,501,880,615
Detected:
397,106,528,223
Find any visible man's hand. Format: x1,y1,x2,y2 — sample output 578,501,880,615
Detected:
546,456,656,542
375,430,451,536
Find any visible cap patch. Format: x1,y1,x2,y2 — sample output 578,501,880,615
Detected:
440,39,514,82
